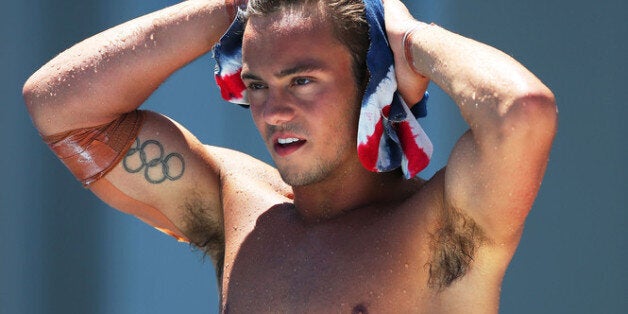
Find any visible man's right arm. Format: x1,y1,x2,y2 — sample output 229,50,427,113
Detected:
23,0,234,135
22,0,237,253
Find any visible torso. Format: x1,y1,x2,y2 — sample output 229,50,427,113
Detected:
191,148,509,313
222,195,436,313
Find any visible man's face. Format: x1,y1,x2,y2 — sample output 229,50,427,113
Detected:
241,7,362,187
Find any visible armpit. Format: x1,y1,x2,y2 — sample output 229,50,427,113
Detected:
427,205,487,290
182,195,225,280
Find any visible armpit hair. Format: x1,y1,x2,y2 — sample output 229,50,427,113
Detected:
182,195,225,282
427,204,487,291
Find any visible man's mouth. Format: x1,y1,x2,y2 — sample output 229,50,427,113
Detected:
278,137,300,145
274,137,306,156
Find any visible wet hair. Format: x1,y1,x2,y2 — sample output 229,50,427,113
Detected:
245,0,370,90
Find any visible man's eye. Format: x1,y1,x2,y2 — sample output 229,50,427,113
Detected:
293,78,311,86
247,82,266,90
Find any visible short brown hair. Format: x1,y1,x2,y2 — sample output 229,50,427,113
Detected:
245,0,370,89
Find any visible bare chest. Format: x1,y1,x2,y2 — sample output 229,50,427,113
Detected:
221,203,436,312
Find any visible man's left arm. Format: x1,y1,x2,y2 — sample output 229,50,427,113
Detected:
385,0,557,245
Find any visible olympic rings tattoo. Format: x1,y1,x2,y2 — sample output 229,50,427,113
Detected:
123,138,185,184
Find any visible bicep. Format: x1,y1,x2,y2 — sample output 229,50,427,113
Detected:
445,114,555,244
90,110,223,243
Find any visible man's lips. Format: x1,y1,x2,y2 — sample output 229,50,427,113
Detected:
273,136,307,157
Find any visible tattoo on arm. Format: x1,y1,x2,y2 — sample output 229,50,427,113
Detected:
123,137,185,184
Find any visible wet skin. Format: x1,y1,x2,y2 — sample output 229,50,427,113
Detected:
215,7,505,313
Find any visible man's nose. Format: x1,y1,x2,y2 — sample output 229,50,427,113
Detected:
262,89,296,126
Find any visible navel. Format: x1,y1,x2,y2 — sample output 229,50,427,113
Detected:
352,303,368,314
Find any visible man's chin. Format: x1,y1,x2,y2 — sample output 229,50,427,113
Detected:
277,166,326,187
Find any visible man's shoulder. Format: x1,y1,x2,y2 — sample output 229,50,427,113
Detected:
202,144,292,200
202,145,276,178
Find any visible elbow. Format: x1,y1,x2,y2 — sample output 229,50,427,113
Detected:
517,85,557,129
22,71,58,134
22,76,40,123
22,76,35,108
502,84,558,143
22,73,44,117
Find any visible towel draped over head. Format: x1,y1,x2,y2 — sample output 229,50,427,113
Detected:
213,0,433,178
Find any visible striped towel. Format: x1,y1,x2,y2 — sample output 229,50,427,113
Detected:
213,0,432,178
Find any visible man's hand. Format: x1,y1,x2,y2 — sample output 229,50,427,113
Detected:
226,0,248,21
383,0,430,106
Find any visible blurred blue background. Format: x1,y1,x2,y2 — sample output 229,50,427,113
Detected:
1,0,626,313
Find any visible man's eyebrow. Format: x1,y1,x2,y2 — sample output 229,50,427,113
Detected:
241,61,327,81
275,62,327,78
241,71,261,81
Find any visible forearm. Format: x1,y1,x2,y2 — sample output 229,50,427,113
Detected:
23,0,233,135
405,23,555,137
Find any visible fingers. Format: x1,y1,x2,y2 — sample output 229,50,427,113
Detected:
382,0,414,25
225,0,247,21
225,0,236,21
383,0,419,50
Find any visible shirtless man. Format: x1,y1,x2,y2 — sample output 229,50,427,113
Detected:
23,0,557,312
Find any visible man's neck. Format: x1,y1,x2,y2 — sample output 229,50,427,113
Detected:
291,166,417,223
